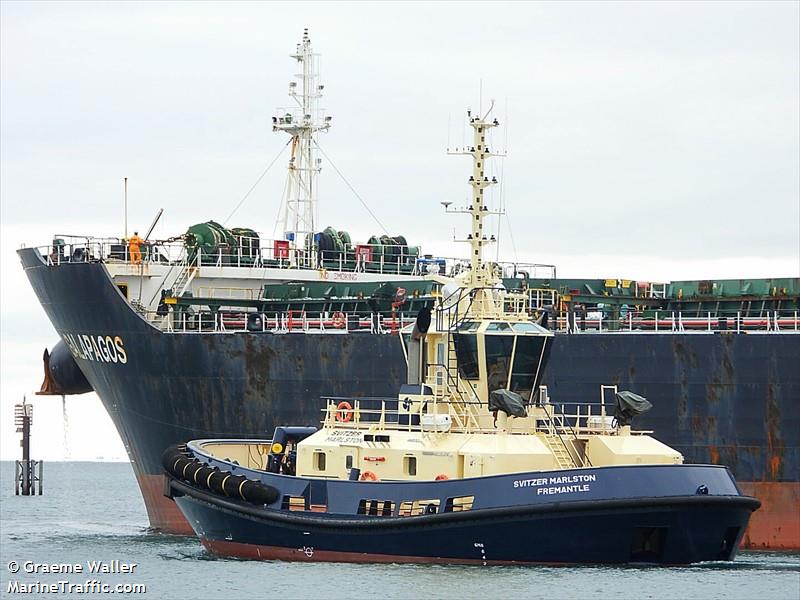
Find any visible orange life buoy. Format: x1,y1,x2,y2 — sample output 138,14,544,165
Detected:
335,401,353,423
332,311,346,329
435,474,449,481
360,470,378,481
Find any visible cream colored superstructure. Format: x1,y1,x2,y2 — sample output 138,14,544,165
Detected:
196,105,684,483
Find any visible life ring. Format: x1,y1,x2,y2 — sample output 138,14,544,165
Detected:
435,474,450,481
360,470,378,481
332,311,346,329
335,401,353,423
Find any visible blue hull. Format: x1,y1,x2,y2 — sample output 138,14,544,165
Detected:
167,460,759,565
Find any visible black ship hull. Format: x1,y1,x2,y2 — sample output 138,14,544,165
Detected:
18,248,800,547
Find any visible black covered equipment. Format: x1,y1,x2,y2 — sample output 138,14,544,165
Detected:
489,389,528,418
412,307,432,340
613,391,653,427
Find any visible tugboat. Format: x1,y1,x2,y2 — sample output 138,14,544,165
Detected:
162,106,759,564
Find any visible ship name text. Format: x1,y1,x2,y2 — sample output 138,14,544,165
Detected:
514,473,596,496
62,333,128,365
324,430,363,444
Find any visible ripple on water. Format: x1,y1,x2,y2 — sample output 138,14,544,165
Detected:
1,463,798,600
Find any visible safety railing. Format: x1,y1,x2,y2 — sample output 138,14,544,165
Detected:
552,309,800,334
145,309,418,335
316,385,642,440
30,234,557,281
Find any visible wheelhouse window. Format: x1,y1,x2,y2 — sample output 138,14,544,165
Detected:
509,336,549,401
486,321,513,332
453,333,479,379
511,322,549,334
457,320,480,332
485,335,514,391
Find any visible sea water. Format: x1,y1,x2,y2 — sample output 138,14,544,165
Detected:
1,461,797,599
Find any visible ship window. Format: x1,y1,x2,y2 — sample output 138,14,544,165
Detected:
485,335,514,391
358,500,395,516
314,451,326,471
453,334,479,379
346,455,353,470
399,499,440,517
457,321,479,332
486,322,512,332
511,322,549,334
509,336,548,400
404,455,417,476
444,495,475,512
282,496,307,511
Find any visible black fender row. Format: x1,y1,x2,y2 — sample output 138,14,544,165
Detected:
161,445,278,506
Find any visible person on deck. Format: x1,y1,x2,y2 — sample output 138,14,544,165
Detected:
128,231,143,264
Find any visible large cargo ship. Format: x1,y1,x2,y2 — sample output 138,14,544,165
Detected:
18,32,799,549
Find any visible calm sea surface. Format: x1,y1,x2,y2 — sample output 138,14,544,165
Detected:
0,461,797,599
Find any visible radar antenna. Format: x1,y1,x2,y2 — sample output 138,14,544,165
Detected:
272,29,331,266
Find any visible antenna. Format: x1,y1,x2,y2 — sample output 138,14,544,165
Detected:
123,177,128,239
273,29,331,266
446,105,505,292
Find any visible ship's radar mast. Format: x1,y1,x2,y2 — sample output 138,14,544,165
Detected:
273,29,331,264
445,104,505,314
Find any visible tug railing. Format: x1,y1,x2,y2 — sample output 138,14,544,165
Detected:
317,385,647,441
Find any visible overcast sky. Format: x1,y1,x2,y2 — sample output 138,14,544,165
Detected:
1,1,798,460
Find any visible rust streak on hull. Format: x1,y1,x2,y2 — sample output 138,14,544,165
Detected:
739,481,800,550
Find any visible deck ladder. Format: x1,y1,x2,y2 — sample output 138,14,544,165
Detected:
543,434,576,469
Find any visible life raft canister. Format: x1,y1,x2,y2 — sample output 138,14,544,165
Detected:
335,401,353,423
359,470,378,481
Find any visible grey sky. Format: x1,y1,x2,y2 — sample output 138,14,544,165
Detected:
1,1,798,459
2,2,798,261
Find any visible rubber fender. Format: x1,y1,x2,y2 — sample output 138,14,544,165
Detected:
239,479,279,505
192,465,217,487
161,444,191,475
207,469,228,494
221,474,248,497
174,457,196,479
184,461,205,483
